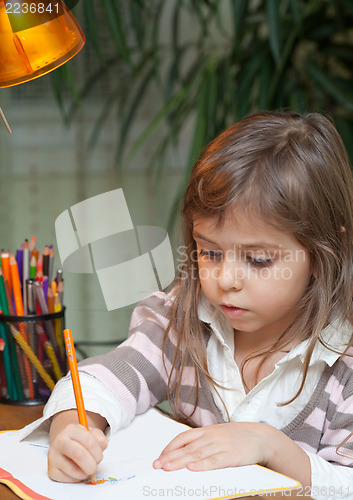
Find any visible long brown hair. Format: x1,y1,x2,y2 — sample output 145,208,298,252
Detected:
164,111,353,421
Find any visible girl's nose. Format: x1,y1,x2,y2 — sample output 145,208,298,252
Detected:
218,261,243,291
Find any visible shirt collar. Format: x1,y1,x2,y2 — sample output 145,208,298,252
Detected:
198,292,234,348
198,293,351,367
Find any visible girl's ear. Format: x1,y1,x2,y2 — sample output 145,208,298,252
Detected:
340,226,346,233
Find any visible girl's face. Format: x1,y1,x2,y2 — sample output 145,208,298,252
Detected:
193,210,311,347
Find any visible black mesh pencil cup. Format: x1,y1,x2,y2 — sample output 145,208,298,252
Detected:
0,308,66,404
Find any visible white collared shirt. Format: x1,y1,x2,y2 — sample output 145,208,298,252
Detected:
199,294,340,427
198,294,353,499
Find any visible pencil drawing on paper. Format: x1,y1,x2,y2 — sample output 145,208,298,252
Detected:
85,474,136,485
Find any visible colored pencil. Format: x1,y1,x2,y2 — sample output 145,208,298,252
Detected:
10,254,24,316
48,246,54,285
22,240,30,314
0,268,17,400
0,238,65,402
10,254,35,398
1,252,12,296
15,249,23,287
42,245,50,278
63,329,88,428
34,282,62,371
29,254,37,280
47,287,55,314
37,327,62,382
63,328,96,483
9,324,55,391
57,280,64,307
4,279,14,315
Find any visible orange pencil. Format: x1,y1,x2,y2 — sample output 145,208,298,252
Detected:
36,253,43,281
63,329,88,428
63,329,96,483
9,254,24,316
1,252,12,296
31,249,39,262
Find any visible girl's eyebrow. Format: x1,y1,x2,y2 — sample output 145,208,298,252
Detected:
192,231,281,249
192,232,217,244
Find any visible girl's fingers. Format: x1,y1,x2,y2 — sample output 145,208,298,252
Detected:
155,443,220,471
49,425,107,481
52,438,98,476
48,453,89,483
90,428,109,452
154,430,221,471
59,424,106,463
157,428,204,456
186,452,228,471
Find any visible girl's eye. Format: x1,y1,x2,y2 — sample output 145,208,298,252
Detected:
199,249,222,261
247,256,274,267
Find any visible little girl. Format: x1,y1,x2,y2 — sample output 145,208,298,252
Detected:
34,112,353,498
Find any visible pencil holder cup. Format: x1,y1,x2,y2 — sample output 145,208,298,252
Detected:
0,308,66,405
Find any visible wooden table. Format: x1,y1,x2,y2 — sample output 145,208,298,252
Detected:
0,403,44,500
0,403,311,500
0,402,44,431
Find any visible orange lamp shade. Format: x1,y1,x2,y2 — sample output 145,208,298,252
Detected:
0,0,85,88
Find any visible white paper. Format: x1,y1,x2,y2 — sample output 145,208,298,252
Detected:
0,409,300,500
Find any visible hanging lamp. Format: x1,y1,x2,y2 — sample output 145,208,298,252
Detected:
0,0,85,88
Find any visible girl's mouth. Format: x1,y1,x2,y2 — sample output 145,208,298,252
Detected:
221,305,248,318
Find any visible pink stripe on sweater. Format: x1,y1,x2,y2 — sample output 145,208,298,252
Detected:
294,440,317,455
80,364,143,419
129,291,173,328
130,306,170,331
123,331,200,387
303,406,326,428
128,292,180,348
325,378,345,406
129,365,158,412
321,427,353,447
122,331,169,380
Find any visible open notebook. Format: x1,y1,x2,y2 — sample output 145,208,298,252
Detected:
0,408,300,500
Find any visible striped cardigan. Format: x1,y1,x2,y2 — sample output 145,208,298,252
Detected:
78,292,353,467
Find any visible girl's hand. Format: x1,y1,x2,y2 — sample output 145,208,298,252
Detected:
153,422,272,472
48,410,108,483
153,422,311,489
